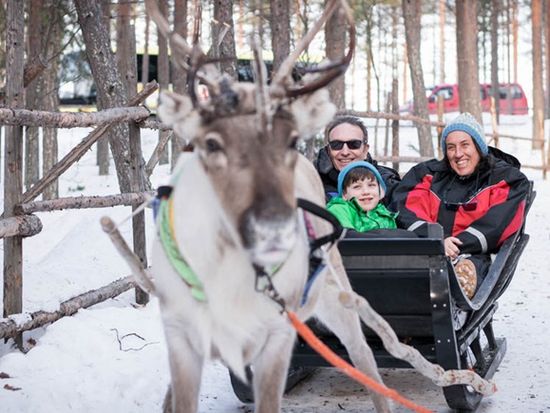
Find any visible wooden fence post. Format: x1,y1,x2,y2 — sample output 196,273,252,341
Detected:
3,0,25,348
391,78,400,172
117,0,149,305
383,93,390,158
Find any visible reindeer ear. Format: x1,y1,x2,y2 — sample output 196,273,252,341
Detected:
289,88,337,139
158,91,201,142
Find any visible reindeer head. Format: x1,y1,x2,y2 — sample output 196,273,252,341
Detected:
147,0,354,267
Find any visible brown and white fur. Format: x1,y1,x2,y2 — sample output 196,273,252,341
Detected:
151,86,391,413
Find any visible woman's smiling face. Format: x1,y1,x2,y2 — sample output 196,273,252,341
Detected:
445,131,481,177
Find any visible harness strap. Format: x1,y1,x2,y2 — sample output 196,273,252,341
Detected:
297,198,344,251
157,190,206,302
296,198,344,306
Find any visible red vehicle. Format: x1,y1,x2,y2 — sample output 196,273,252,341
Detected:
426,83,528,115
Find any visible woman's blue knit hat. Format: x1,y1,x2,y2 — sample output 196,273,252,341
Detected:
441,112,488,156
337,161,386,196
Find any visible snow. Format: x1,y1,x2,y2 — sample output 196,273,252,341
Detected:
0,116,549,412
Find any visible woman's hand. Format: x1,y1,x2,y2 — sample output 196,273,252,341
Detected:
444,236,462,259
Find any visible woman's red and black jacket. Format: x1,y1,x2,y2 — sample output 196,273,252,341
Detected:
389,150,530,255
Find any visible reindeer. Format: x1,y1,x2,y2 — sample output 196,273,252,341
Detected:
138,1,392,412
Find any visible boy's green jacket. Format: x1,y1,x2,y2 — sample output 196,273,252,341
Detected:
326,197,397,232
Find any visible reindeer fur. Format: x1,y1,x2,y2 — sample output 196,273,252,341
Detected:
150,87,392,413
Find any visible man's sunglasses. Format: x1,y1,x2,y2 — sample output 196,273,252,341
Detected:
328,139,365,150
444,201,478,211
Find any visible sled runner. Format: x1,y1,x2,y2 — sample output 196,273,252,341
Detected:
288,181,535,411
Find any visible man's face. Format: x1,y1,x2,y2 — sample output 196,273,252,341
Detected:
445,131,481,176
328,123,369,171
343,177,381,212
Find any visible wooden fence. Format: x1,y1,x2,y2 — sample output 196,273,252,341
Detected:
0,82,167,342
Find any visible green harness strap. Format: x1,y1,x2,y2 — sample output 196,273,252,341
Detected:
158,198,207,302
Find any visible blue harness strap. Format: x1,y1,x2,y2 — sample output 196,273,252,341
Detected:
297,198,343,306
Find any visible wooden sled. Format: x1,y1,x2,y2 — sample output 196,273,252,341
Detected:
289,182,535,411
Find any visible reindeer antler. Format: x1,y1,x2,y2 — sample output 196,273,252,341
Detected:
270,0,356,100
145,0,233,116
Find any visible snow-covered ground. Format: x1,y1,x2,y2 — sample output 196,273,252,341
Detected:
0,114,548,412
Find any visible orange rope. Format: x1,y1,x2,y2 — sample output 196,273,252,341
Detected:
287,310,433,413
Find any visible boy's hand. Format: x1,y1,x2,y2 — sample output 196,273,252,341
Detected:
444,236,462,259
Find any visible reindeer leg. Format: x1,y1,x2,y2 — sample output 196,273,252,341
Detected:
315,283,393,413
161,319,204,413
252,329,296,413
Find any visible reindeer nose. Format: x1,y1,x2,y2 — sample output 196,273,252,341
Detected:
239,203,298,267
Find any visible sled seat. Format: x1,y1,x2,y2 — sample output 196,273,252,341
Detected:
292,181,535,412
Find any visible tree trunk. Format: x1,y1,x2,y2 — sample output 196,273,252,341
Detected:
212,0,237,78
157,0,170,165
512,0,519,84
24,0,43,190
172,0,188,168
141,14,150,85
490,0,500,123
439,0,445,84
3,0,24,349
270,0,290,73
532,0,545,149
545,0,550,118
97,0,111,176
42,1,64,200
117,0,149,305
75,0,132,192
325,0,346,109
402,0,433,157
456,0,482,122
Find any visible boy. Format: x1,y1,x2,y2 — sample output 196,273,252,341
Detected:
327,161,397,233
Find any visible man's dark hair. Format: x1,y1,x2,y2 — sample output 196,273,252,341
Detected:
324,116,368,144
342,167,377,192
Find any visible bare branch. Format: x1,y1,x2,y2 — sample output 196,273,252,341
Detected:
0,276,136,339
0,106,150,128
15,192,154,214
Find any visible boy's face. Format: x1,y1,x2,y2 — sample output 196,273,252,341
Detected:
343,177,381,212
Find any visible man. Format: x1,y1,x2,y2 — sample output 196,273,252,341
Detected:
314,116,400,203
390,112,530,298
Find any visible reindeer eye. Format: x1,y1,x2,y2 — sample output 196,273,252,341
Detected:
206,138,222,152
203,132,224,153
